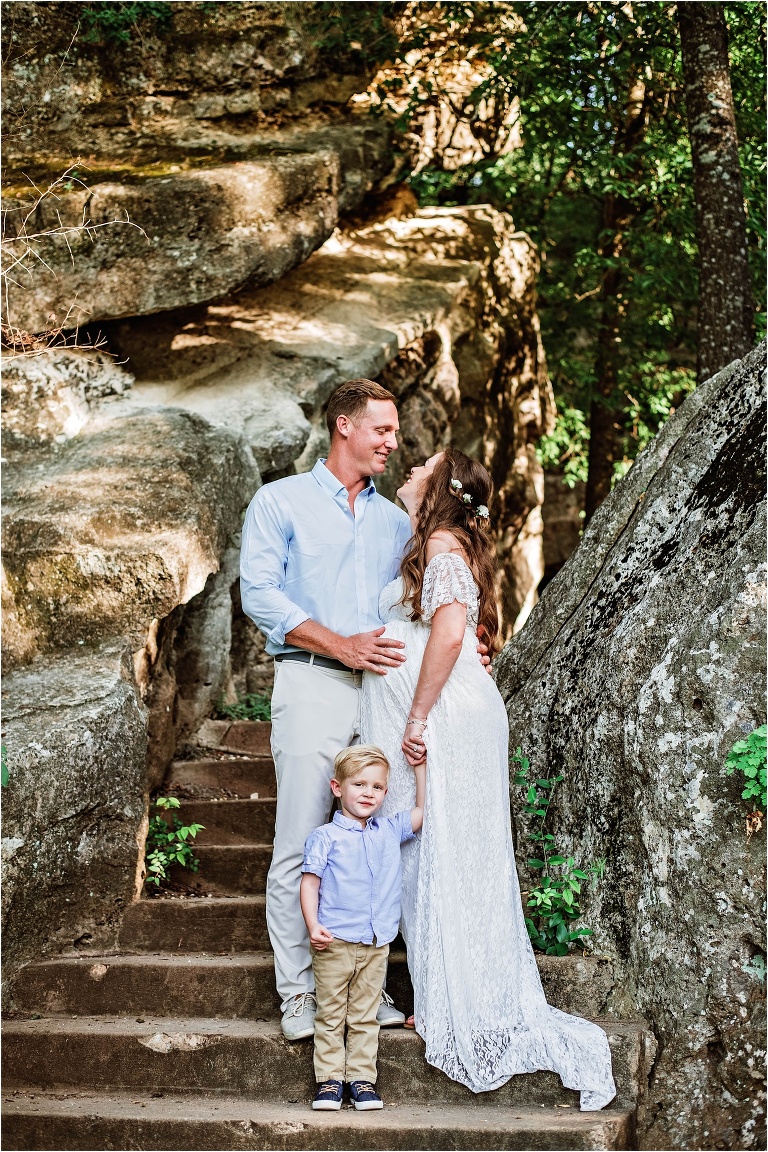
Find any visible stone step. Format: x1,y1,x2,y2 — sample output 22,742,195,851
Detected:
174,846,273,896
169,799,276,845
118,898,269,953
166,759,276,799
196,720,273,757
2,1015,649,1109
0,1091,636,1151
13,952,615,1023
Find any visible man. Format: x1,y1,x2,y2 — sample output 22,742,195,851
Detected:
240,378,412,1039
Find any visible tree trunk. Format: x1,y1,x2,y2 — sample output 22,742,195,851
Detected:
584,73,646,522
679,2,755,382
584,195,625,522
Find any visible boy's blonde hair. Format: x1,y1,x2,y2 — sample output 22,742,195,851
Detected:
333,744,390,784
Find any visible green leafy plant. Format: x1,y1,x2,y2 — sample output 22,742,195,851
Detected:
145,797,204,888
512,748,605,956
725,724,767,812
217,693,271,722
1,743,8,788
81,2,172,45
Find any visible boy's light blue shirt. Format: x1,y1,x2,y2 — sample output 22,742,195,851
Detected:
240,459,412,657
302,810,416,946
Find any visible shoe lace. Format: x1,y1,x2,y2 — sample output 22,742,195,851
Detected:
317,1081,340,1096
380,990,396,1007
286,992,317,1018
354,1082,376,1094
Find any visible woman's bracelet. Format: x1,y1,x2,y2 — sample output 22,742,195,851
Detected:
406,715,428,728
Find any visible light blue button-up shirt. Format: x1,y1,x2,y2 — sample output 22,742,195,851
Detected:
240,459,412,657
302,810,415,946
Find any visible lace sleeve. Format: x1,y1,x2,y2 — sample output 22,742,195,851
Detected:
421,552,479,624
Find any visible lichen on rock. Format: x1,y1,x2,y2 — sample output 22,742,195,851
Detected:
496,342,767,1150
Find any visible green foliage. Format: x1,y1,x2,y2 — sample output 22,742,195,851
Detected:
81,2,172,46
217,693,272,723
145,797,204,888
725,725,767,813
511,747,604,955
385,1,766,491
1,743,8,788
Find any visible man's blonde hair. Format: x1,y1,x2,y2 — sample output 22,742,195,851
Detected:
333,744,390,784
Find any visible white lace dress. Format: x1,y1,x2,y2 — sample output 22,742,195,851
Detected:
360,552,616,1109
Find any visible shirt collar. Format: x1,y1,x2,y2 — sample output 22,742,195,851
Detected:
311,459,376,503
333,810,378,832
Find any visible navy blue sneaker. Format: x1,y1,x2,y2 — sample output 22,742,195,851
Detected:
349,1080,384,1110
312,1080,343,1110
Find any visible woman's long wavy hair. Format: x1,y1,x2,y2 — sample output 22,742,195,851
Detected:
399,450,500,652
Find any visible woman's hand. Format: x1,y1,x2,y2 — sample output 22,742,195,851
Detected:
402,718,427,766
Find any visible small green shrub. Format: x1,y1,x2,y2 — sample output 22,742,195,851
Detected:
725,725,767,813
512,748,605,956
217,693,271,722
1,743,8,788
145,797,204,888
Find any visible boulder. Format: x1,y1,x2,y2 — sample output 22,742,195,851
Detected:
496,344,767,1150
3,122,393,334
2,406,258,666
104,205,553,633
2,643,148,992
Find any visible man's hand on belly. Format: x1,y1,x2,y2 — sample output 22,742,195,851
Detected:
339,627,406,675
285,619,406,675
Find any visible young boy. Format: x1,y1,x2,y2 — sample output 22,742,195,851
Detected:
300,744,425,1112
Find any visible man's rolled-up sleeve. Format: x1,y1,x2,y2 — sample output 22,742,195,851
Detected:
240,490,310,646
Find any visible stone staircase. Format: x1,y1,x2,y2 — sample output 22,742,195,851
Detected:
3,722,654,1150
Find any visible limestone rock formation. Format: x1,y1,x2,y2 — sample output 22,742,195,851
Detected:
2,642,148,993
2,403,257,666
3,123,392,334
2,2,396,334
496,344,767,1150
2,2,374,168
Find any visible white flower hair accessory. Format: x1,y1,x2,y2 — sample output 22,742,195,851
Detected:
449,477,491,526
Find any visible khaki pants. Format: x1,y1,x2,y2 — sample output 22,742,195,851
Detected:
311,938,389,1083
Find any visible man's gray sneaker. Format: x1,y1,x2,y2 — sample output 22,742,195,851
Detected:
281,992,317,1040
376,989,406,1027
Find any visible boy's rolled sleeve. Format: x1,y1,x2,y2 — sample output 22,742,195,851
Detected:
390,810,416,844
302,828,330,878
240,489,310,646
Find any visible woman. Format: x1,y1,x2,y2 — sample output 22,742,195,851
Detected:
360,449,616,1109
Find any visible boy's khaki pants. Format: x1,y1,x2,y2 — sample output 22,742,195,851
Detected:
311,939,389,1083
